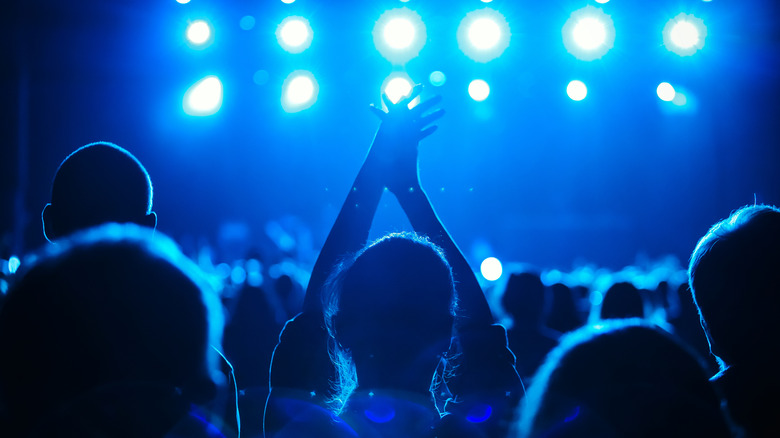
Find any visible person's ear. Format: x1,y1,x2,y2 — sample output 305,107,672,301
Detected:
143,211,158,230
42,203,56,242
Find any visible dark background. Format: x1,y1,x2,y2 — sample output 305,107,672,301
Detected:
2,0,778,272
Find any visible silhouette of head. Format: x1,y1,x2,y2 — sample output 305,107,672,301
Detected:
322,232,456,406
518,320,730,438
688,204,780,371
502,272,546,323
0,224,223,433
42,142,156,241
546,283,581,334
600,282,644,320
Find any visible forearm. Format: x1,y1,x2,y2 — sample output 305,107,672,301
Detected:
393,184,493,328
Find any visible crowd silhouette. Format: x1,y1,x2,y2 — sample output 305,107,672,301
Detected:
0,90,775,438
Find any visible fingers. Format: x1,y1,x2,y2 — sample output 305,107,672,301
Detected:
417,108,445,127
417,125,438,140
411,95,442,117
400,84,423,105
369,104,387,120
381,93,394,110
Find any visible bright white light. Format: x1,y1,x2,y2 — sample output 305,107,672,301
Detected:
277,17,313,53
8,256,20,274
468,18,502,49
183,76,223,116
595,0,609,3
572,17,607,50
186,20,212,45
457,8,511,63
670,21,699,48
373,8,426,64
562,6,615,61
176,0,191,4
384,77,413,104
468,79,490,101
567,80,587,101
657,82,676,101
281,0,295,3
663,13,707,56
480,257,503,281
282,71,318,113
384,18,415,49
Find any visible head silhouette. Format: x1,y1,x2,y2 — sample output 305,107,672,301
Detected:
600,282,644,320
0,224,223,435
322,232,456,408
42,142,156,241
517,320,730,438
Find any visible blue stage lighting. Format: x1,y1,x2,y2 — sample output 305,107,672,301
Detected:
562,6,615,61
176,0,190,4
281,0,295,3
468,79,490,102
429,71,446,87
381,74,419,108
566,80,587,101
457,8,510,63
8,256,20,275
282,71,318,113
373,8,426,65
480,257,503,281
183,75,223,116
663,13,706,56
186,20,212,46
240,15,256,31
657,82,675,101
276,16,313,54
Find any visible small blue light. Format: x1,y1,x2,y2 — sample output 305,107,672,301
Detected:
253,70,269,85
429,71,446,87
364,403,396,424
231,266,247,285
564,406,580,422
8,256,20,274
466,404,493,423
240,15,256,31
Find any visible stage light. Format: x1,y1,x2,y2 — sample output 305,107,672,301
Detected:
566,80,587,101
657,82,675,101
373,8,426,64
277,16,313,53
281,0,295,3
563,6,615,61
384,18,415,49
663,13,706,56
429,71,446,87
469,18,501,50
240,15,256,31
468,79,490,101
183,75,223,116
672,92,687,106
480,257,503,281
282,70,318,113
176,0,190,4
253,70,269,85
186,20,212,46
457,8,510,63
381,74,420,108
8,256,20,274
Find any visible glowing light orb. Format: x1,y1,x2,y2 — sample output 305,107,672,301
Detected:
468,79,490,102
240,15,256,31
480,257,503,281
562,6,615,61
277,17,313,53
373,8,426,64
657,82,676,101
457,8,510,63
429,71,446,87
384,18,416,49
183,75,223,116
8,256,20,274
186,20,212,45
382,76,417,106
572,17,607,50
282,71,318,113
663,13,707,56
566,80,587,101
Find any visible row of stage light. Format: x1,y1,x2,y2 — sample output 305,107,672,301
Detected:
180,2,708,117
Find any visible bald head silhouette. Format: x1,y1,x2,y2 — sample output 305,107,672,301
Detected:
42,142,156,241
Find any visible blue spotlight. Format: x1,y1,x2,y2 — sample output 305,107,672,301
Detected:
381,74,419,108
468,79,490,102
239,15,256,31
186,20,213,47
562,6,615,61
429,71,446,87
566,80,587,101
480,257,503,281
657,82,675,101
663,13,706,56
282,71,318,113
276,16,313,54
183,75,223,116
373,8,426,64
176,0,190,4
8,256,20,274
281,0,295,3
457,8,510,63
